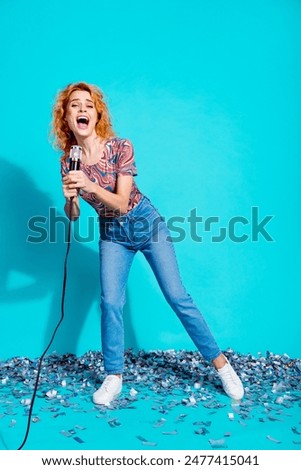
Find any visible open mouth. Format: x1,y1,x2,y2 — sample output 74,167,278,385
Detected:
76,115,89,129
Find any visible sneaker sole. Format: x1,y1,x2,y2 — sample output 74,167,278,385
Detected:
92,391,121,406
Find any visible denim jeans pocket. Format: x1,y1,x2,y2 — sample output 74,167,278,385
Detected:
99,220,114,240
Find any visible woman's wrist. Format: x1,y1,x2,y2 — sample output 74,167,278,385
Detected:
65,196,78,203
88,182,98,195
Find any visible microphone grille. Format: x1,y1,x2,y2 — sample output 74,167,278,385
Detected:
70,145,82,161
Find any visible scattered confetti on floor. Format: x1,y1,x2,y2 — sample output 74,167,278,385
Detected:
0,349,300,450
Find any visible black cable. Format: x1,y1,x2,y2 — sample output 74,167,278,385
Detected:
17,198,74,450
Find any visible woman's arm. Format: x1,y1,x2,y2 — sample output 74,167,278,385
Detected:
62,178,81,220
64,196,80,220
63,170,133,214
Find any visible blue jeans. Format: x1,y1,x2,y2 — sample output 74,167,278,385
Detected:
98,195,221,374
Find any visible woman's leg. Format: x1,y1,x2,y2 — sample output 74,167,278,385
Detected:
140,219,244,400
98,239,136,374
140,222,221,362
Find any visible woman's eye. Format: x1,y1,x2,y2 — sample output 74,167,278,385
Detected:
71,104,78,107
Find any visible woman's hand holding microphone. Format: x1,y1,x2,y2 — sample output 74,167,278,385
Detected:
62,170,96,199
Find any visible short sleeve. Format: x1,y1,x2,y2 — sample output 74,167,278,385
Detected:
116,139,138,176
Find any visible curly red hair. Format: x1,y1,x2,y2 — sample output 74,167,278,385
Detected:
51,82,115,160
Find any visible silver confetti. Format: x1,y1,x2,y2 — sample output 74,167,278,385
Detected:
292,427,301,435
208,438,227,448
153,418,166,428
108,418,121,428
195,427,209,435
1,349,300,450
46,389,57,399
60,430,73,437
266,434,282,444
21,398,32,406
136,435,157,446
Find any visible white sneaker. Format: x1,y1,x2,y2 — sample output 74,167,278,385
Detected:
92,375,122,405
216,359,244,400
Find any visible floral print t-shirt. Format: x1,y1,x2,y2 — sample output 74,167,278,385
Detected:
61,137,142,218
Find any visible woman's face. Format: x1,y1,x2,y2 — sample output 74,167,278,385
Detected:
65,89,98,139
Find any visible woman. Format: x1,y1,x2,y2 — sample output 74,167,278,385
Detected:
52,82,244,405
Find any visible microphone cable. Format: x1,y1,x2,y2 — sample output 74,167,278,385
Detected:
17,198,75,450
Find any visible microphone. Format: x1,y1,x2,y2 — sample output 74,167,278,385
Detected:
69,145,82,171
69,145,82,201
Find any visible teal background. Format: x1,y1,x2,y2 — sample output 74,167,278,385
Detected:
0,0,300,360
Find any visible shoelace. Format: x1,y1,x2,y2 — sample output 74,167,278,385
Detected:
220,367,236,384
102,376,118,392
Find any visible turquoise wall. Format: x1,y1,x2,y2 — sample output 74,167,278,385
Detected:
0,0,300,359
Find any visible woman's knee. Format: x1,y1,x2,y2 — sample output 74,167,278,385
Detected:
164,287,192,309
100,293,125,312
